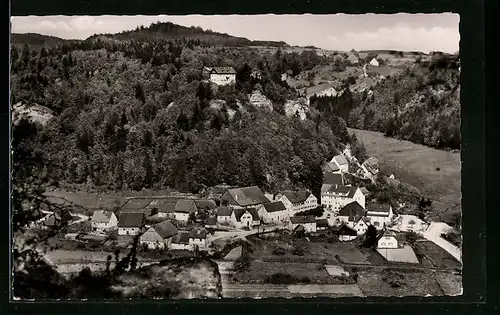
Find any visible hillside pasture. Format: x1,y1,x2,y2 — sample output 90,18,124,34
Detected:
348,128,461,223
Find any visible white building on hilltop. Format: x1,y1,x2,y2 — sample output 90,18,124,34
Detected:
208,67,237,86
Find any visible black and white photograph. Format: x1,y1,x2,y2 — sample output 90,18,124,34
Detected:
11,13,462,300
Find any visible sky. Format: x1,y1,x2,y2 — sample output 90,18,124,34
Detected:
11,13,460,53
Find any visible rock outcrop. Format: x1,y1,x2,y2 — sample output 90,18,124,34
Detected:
284,98,309,120
12,102,54,126
249,90,273,111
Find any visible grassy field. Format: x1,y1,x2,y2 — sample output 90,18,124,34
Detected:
247,234,369,265
413,241,462,270
348,128,461,223
357,269,451,296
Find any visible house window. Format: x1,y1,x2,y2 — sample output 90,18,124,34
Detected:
381,242,385,246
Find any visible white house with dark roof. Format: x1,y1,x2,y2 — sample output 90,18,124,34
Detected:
337,223,358,241
91,210,118,233
275,191,318,215
290,215,317,233
353,217,370,235
139,220,178,249
118,212,145,236
366,204,394,229
330,155,349,173
335,201,367,228
147,198,177,218
209,67,237,85
321,185,366,214
174,199,198,223
170,231,192,251
377,229,400,249
189,227,208,250
322,173,345,194
221,186,270,210
257,201,289,224
230,208,260,229
216,206,233,224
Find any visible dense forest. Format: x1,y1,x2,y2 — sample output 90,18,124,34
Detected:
11,24,362,198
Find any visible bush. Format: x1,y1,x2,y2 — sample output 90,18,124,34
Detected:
272,246,287,256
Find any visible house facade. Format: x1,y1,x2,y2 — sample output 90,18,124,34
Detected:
275,191,318,215
257,201,289,224
290,215,317,233
353,217,370,235
369,58,380,67
330,155,349,173
139,220,178,249
366,204,394,229
216,206,232,224
377,230,399,249
230,208,260,229
335,201,367,228
189,228,208,250
337,224,358,241
321,185,366,214
170,232,192,250
91,210,118,233
209,67,237,85
118,212,145,236
174,199,198,223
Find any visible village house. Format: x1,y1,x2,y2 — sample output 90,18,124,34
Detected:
146,199,177,219
189,228,208,250
275,191,318,215
174,199,198,223
335,201,367,228
305,83,339,105
194,200,217,213
323,161,341,174
316,219,329,231
290,215,317,233
321,185,366,214
221,186,270,210
230,208,260,229
369,58,380,67
361,157,380,178
90,210,118,233
353,217,370,235
337,223,358,241
208,67,237,85
377,229,400,249
170,232,192,251
118,212,145,236
330,155,349,173
139,220,178,250
366,204,394,229
257,201,289,224
216,206,232,224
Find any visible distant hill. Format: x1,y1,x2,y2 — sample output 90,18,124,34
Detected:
87,21,290,48
11,33,69,46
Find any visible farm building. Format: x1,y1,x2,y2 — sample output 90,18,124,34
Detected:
290,215,317,233
139,220,178,249
118,212,145,236
170,232,192,251
316,219,329,231
216,206,232,224
90,210,118,233
257,201,289,224
366,204,394,229
221,186,270,210
336,201,367,228
231,208,260,229
323,161,341,174
337,224,358,241
189,228,208,250
174,199,198,223
275,191,318,215
208,67,237,85
330,155,349,173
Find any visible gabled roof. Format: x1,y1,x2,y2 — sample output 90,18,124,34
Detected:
323,185,359,198
210,67,237,74
171,232,190,245
233,208,260,222
290,215,316,224
367,204,392,214
216,206,232,217
189,228,207,239
147,198,178,213
331,155,348,166
338,201,366,219
154,220,178,239
194,200,217,210
124,198,152,210
337,223,358,236
323,162,340,173
321,184,333,194
118,212,145,228
223,186,270,207
174,199,198,213
262,201,287,213
316,219,329,227
279,191,312,204
323,172,343,186
91,210,115,223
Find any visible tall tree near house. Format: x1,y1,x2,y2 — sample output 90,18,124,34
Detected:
142,152,154,188
363,225,378,248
